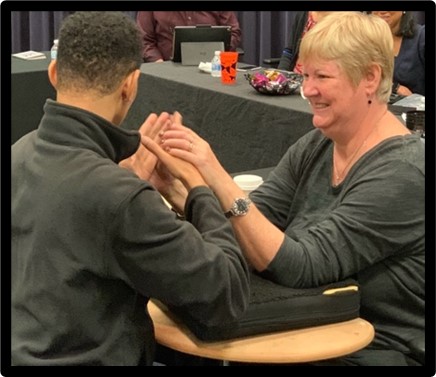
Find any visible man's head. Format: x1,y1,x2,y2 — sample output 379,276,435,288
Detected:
55,11,142,97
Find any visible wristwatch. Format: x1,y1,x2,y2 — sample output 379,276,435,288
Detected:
224,197,252,218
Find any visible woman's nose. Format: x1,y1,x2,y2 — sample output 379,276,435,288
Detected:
301,79,317,99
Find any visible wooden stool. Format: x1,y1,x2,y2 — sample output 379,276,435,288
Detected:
148,300,375,364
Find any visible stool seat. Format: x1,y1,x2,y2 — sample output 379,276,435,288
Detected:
147,299,375,364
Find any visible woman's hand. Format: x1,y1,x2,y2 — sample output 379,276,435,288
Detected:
141,134,207,191
158,122,229,191
154,119,284,272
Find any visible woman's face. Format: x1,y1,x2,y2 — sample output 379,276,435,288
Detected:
372,11,403,33
301,59,367,138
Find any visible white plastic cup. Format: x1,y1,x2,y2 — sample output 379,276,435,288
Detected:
233,174,263,195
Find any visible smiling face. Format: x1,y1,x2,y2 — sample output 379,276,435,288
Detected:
298,12,394,118
301,59,375,140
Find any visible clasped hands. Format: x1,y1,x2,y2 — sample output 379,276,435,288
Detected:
119,111,220,213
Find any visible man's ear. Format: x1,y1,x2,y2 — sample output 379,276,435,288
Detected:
48,60,57,89
121,69,140,103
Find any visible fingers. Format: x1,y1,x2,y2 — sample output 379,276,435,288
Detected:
138,113,158,136
142,134,195,168
171,111,183,124
142,113,203,160
161,138,194,153
142,135,205,189
141,134,188,168
141,135,166,160
138,112,171,140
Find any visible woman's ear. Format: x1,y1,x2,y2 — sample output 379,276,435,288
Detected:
365,63,382,96
48,60,57,89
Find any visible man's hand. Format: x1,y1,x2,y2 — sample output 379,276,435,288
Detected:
119,112,171,180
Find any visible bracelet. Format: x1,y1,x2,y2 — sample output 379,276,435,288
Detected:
171,207,185,220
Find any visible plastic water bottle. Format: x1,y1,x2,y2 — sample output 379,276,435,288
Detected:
211,50,221,77
50,39,59,60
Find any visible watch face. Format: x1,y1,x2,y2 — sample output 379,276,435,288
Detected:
225,197,252,218
233,198,251,215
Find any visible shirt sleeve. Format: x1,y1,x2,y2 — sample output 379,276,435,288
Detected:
252,134,425,289
111,185,250,327
136,11,164,62
218,12,242,50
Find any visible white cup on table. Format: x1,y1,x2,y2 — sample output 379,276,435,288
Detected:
233,174,263,196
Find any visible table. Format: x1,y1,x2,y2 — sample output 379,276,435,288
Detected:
123,62,314,172
11,52,55,145
147,300,375,364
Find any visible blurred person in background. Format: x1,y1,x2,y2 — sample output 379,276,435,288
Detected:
277,11,332,73
371,11,425,96
136,11,241,62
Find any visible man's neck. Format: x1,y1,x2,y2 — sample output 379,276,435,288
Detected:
56,91,124,125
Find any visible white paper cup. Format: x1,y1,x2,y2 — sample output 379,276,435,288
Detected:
233,174,263,195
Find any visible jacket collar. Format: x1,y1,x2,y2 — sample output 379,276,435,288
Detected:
37,99,140,163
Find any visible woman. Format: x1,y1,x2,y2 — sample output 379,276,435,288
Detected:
143,12,424,366
372,11,425,96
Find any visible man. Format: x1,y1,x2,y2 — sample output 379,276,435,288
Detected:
136,11,241,62
11,11,250,366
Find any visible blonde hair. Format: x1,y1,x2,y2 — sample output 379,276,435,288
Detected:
299,11,394,103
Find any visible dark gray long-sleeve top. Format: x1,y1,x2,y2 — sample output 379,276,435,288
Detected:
11,100,250,366
251,128,425,359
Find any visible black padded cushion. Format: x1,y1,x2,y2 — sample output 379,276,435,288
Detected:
169,272,360,342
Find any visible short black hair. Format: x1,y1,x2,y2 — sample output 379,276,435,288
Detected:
397,11,416,39
366,11,417,39
56,12,142,95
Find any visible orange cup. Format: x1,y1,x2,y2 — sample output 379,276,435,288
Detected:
220,51,238,85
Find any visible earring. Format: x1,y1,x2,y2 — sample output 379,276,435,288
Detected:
403,11,406,15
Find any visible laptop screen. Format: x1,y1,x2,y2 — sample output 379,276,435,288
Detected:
180,41,224,66
171,25,231,63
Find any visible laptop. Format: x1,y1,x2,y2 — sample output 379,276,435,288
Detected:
180,41,224,66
